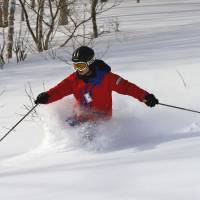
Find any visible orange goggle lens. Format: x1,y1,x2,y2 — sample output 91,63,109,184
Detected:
73,62,88,71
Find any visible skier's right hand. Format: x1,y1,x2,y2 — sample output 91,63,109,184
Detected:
35,92,49,104
143,93,159,107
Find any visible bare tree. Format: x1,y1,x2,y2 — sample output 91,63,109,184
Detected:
14,22,28,63
6,0,15,58
59,3,94,48
13,37,27,63
91,0,98,38
137,0,140,3
0,28,5,68
36,0,45,51
20,0,25,21
19,0,62,52
59,0,69,25
2,0,9,27
60,0,120,47
0,1,3,27
30,0,35,9
16,0,120,52
0,41,5,69
24,82,38,118
90,0,120,39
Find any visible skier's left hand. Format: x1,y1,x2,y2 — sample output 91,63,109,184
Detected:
143,94,159,107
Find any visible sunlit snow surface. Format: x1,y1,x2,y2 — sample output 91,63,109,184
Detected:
1,0,200,200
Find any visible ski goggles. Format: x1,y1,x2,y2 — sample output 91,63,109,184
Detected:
73,56,96,71
73,62,88,71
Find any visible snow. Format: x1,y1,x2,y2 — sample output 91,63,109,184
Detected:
1,0,200,199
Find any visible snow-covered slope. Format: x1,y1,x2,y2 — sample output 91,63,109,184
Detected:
1,0,200,199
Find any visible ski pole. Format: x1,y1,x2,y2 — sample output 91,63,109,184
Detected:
158,103,200,114
0,104,39,143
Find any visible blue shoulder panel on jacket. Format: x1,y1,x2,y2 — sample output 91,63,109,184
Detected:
90,60,111,85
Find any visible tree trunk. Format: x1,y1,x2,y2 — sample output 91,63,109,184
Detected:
21,0,25,21
91,0,98,38
0,2,3,27
137,0,140,3
31,0,35,9
3,0,9,27
6,0,15,58
36,0,45,51
59,0,68,25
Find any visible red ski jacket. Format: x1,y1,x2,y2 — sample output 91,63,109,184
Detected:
47,61,148,121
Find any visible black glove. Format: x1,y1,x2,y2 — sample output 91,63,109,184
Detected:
35,92,49,104
143,94,159,107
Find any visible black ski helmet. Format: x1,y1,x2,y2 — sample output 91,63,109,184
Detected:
72,46,95,63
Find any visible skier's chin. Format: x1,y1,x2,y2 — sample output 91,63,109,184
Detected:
77,68,91,76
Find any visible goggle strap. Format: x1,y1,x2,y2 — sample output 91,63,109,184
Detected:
87,56,95,66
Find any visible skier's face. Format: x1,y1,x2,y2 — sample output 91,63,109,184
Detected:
73,61,91,76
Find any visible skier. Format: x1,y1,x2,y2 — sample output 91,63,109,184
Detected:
35,46,159,126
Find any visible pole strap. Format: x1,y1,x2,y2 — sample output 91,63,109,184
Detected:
0,104,39,143
159,103,200,114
